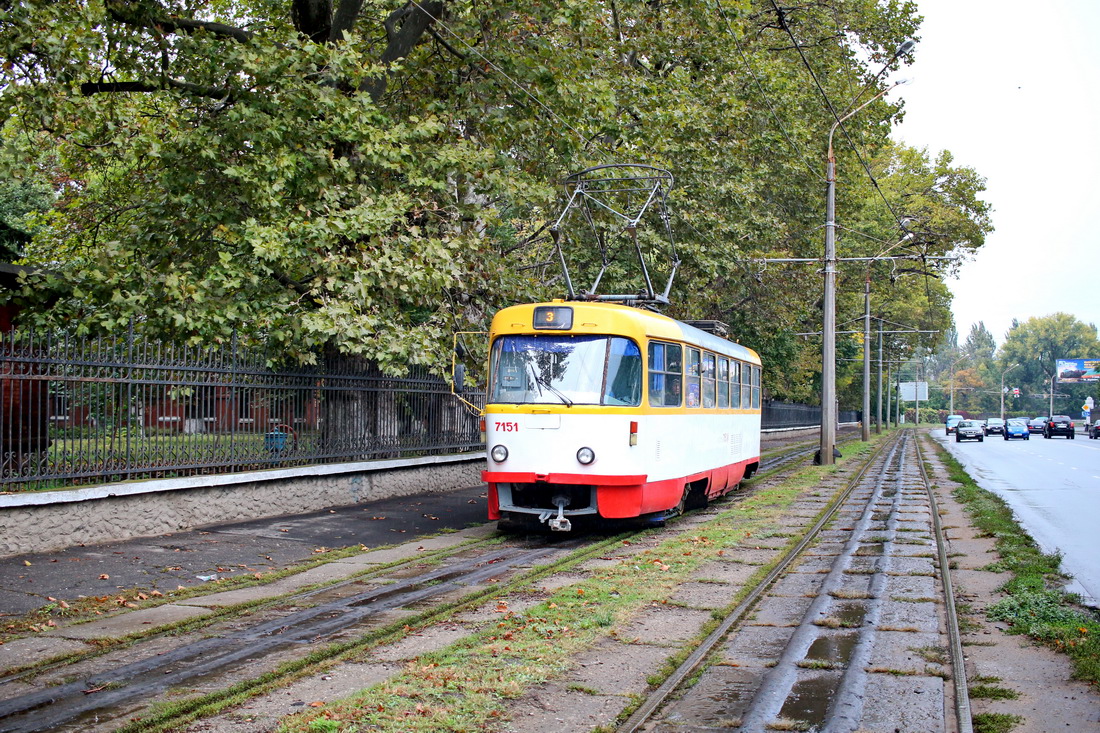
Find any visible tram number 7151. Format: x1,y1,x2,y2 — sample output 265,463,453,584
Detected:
495,421,520,432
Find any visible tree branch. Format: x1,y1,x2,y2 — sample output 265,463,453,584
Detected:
360,1,444,102
105,2,254,44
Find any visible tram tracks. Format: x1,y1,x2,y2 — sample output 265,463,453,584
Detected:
621,430,970,733
0,532,631,733
0,429,924,733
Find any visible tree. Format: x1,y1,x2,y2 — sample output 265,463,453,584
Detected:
0,0,986,410
998,314,1100,416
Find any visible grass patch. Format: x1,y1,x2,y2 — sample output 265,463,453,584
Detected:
928,438,1100,687
969,683,1019,700
973,712,1023,733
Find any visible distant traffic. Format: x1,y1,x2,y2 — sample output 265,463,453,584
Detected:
945,414,1090,442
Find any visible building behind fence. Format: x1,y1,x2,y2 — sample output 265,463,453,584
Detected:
0,328,858,491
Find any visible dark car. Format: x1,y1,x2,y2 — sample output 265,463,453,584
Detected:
955,419,985,442
1089,422,1100,439
1027,417,1047,434
945,414,964,435
1044,415,1075,439
984,417,1005,435
1004,419,1030,440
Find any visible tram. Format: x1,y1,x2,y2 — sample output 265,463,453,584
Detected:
481,300,762,531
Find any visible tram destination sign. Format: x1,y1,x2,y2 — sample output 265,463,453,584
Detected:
1056,358,1100,383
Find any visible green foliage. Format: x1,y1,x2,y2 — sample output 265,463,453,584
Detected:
0,0,989,387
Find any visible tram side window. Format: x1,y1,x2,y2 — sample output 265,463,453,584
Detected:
648,342,683,407
717,357,729,408
740,361,752,409
752,364,761,409
702,352,716,408
686,348,702,408
730,360,741,409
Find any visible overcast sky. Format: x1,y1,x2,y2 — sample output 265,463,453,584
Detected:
889,0,1100,348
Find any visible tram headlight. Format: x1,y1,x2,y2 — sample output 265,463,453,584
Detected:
576,446,596,465
490,444,509,463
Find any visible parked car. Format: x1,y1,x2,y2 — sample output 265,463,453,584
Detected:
955,419,985,442
945,414,964,435
1004,419,1030,440
1044,415,1075,439
984,417,1005,435
1027,417,1047,434
1089,422,1100,439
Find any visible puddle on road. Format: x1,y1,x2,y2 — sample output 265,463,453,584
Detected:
806,632,858,665
823,601,867,629
776,671,842,731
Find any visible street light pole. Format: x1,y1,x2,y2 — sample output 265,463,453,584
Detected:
861,274,871,441
999,364,1019,420
818,63,910,464
876,320,883,434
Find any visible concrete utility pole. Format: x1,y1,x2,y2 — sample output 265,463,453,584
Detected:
818,42,913,463
876,322,883,434
862,275,871,441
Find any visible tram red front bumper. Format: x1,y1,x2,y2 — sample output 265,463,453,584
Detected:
482,471,659,519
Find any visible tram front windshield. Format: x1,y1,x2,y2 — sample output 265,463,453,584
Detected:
489,335,642,406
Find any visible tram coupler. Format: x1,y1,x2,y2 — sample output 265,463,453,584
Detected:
543,495,573,532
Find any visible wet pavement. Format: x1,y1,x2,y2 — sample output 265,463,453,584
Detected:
933,427,1100,605
0,485,488,617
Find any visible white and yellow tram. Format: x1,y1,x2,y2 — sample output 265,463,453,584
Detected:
482,301,762,531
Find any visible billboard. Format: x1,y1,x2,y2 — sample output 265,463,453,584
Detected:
898,381,929,401
1056,358,1100,383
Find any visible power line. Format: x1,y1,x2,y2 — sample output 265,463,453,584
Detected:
407,0,615,161
715,0,823,183
767,0,909,235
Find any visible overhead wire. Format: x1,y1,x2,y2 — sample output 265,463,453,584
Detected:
406,0,615,162
767,0,909,234
715,0,823,183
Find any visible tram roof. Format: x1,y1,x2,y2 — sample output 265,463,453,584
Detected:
491,301,761,365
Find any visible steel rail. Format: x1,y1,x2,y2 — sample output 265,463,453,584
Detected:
617,432,899,733
914,432,974,733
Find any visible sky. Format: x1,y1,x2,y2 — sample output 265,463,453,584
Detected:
889,0,1100,348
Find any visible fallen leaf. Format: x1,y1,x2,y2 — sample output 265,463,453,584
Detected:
309,701,324,708
99,574,110,580
23,560,31,566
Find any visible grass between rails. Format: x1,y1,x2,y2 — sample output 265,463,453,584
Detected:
280,438,884,733
926,437,1100,688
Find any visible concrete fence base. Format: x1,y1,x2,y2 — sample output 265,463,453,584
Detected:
0,454,485,558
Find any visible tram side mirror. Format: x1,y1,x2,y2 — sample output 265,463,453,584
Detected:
453,363,466,394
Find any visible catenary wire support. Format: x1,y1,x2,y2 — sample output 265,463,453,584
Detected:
549,164,679,306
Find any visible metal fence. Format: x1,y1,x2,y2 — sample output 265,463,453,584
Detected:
0,329,485,490
762,401,861,430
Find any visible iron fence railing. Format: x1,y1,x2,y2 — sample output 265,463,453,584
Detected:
0,328,857,492
762,401,861,430
0,329,485,490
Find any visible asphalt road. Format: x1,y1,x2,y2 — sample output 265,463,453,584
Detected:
934,426,1100,606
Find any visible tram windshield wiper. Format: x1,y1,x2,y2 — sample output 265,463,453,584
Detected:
523,351,573,406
